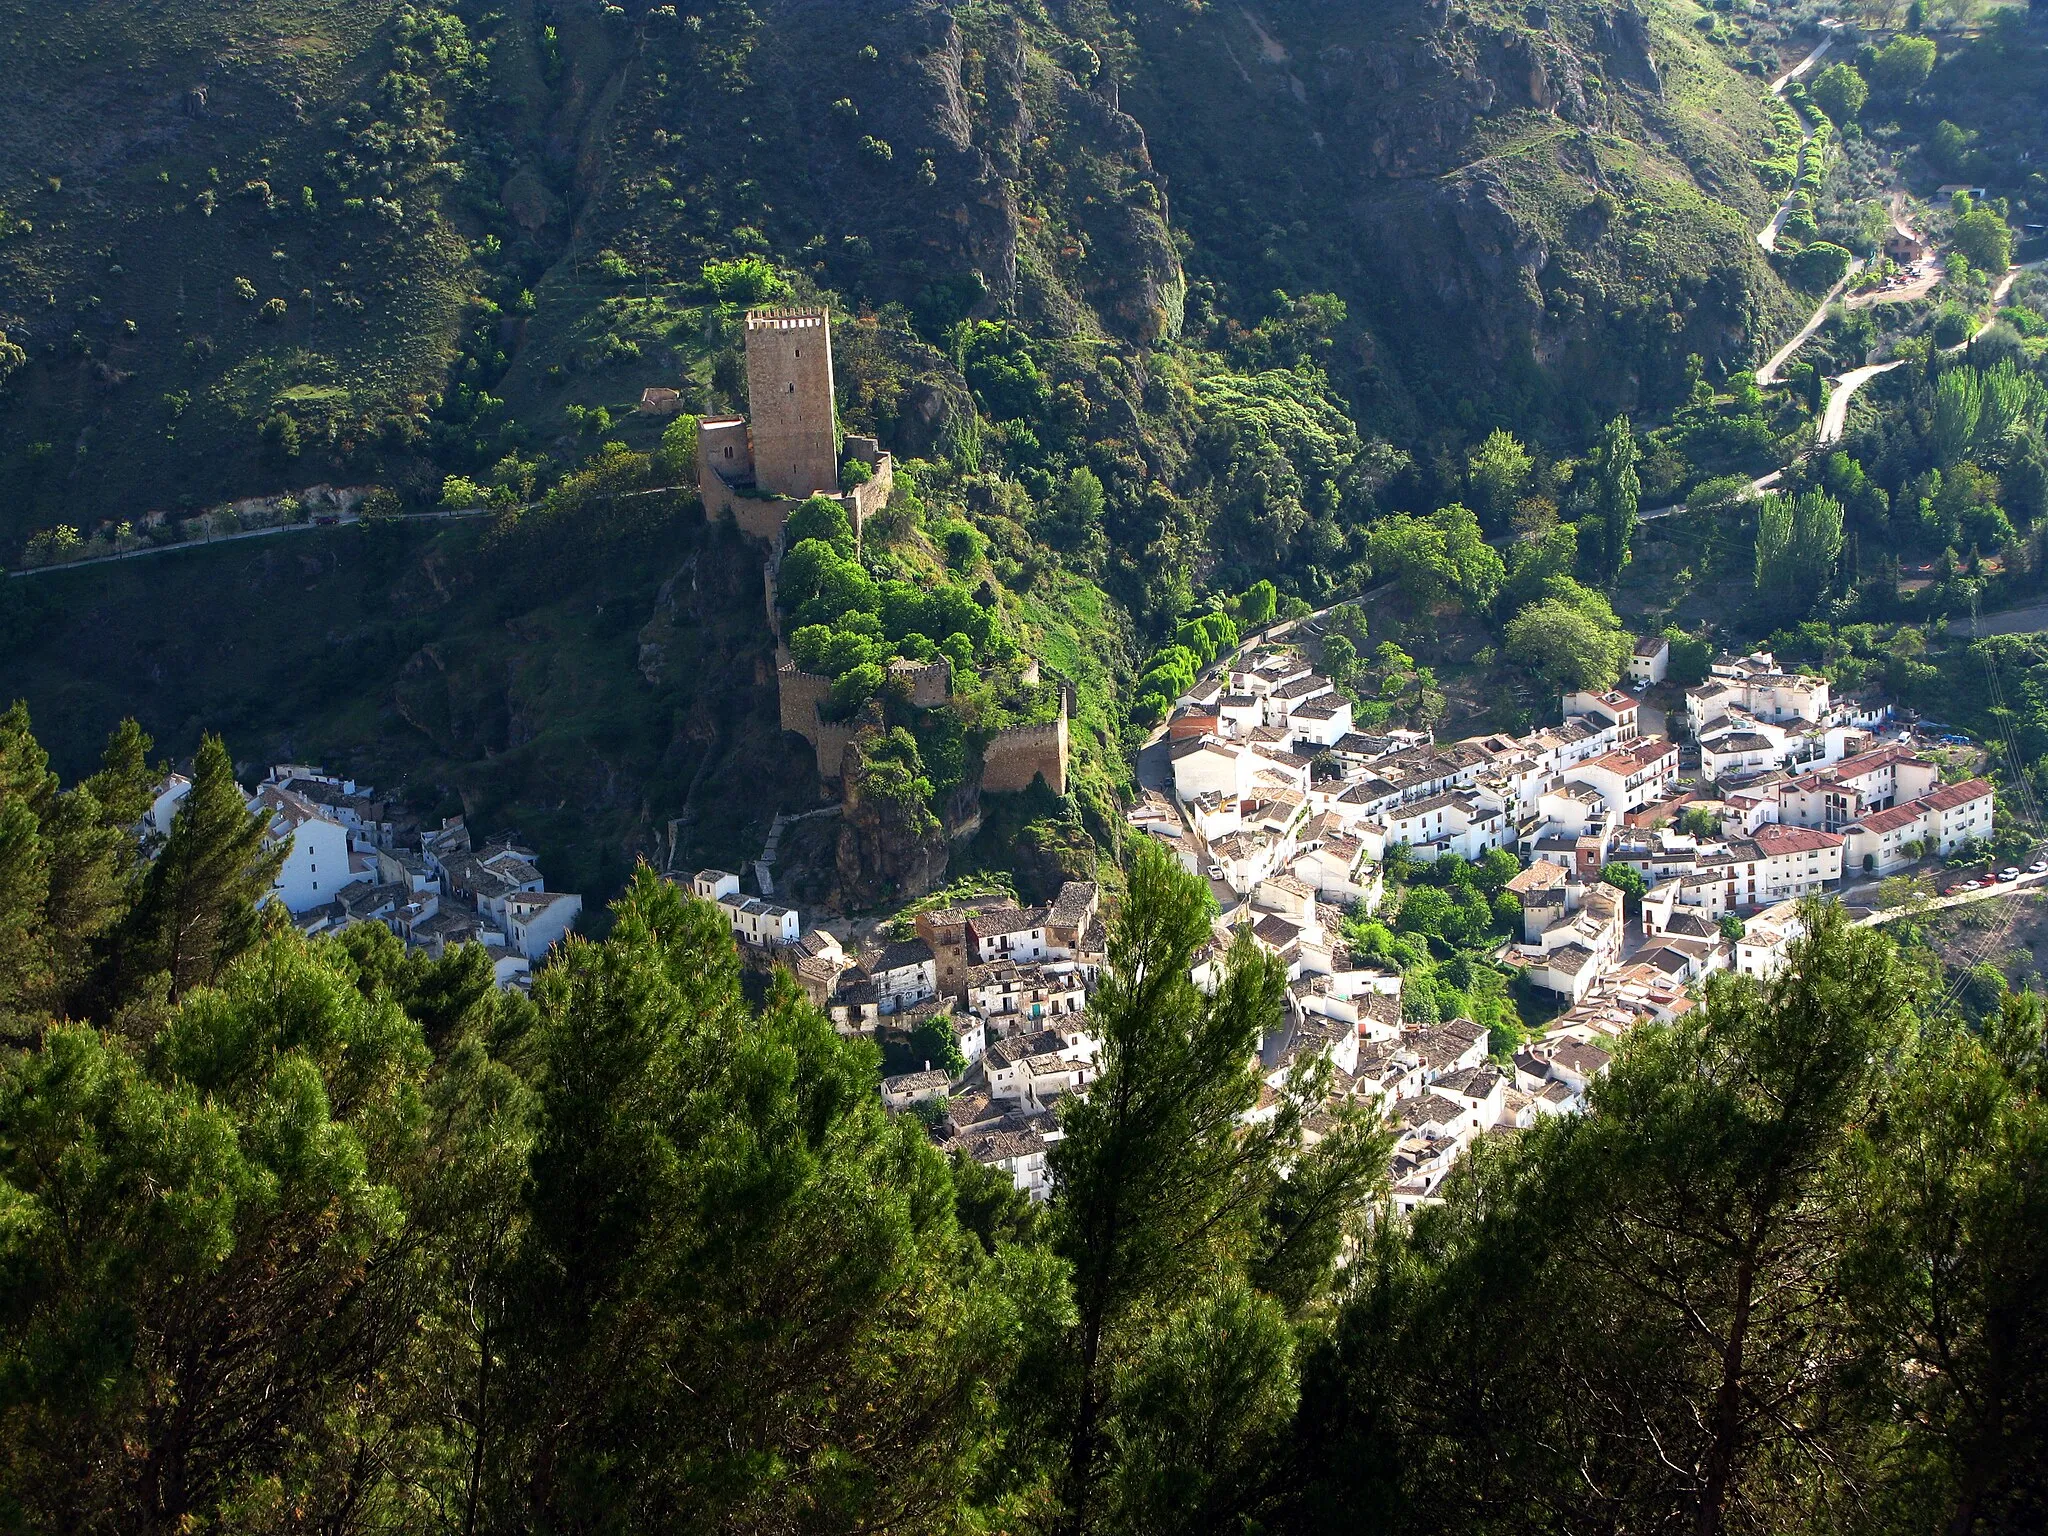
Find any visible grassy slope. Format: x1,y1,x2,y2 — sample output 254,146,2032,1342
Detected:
0,0,495,549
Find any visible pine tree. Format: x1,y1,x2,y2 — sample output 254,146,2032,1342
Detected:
83,717,158,831
121,734,281,1001
1045,839,1382,1534
0,707,144,1032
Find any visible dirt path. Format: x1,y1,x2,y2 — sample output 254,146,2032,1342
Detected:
1757,260,1864,384
1818,359,1907,444
1769,31,1835,94
1943,258,2047,353
1758,30,1838,254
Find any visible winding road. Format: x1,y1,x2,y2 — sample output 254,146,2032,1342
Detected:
1756,259,1865,385
1758,31,1837,255
1817,360,1906,444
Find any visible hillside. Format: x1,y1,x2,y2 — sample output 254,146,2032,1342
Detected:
0,0,1821,901
0,0,1802,544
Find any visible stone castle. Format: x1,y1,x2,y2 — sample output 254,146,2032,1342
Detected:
698,307,895,544
696,305,1070,801
777,654,1071,797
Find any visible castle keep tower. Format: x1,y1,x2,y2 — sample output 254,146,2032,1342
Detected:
744,307,837,498
696,305,891,542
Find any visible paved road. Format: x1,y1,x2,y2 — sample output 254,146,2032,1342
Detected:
1854,868,2048,927
1945,597,2048,638
4,506,501,579
1818,360,1907,444
1640,468,1782,523
8,480,695,580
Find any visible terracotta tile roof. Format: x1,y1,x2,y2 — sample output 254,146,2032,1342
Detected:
1922,777,1994,812
1752,823,1844,856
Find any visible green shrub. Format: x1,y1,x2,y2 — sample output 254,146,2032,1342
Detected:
701,257,790,305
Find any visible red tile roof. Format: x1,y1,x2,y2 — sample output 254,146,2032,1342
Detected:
1753,822,1844,856
1922,777,1994,812
1850,801,1927,835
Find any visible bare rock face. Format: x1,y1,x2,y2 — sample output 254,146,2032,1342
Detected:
1594,5,1662,93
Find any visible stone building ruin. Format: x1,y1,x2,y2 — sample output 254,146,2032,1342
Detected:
697,306,895,543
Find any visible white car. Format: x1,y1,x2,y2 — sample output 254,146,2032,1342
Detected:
2030,860,2047,874
2001,867,2022,882
1207,865,1225,882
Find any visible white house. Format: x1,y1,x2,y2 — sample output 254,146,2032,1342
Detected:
881,1069,952,1112
1383,788,1510,860
1749,822,1844,901
146,773,192,837
1735,901,1804,979
693,868,741,900
504,890,583,960
253,784,362,915
869,938,939,1013
971,906,1051,965
1565,738,1680,815
717,893,801,947
1289,695,1355,747
1841,776,1995,874
1628,634,1669,687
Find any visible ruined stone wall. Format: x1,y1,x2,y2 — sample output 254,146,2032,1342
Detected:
981,712,1070,795
777,664,865,781
732,491,793,543
846,453,894,536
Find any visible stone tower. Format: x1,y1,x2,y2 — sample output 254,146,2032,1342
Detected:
744,307,837,498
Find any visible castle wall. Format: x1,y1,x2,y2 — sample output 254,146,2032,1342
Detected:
888,657,952,708
732,493,792,543
846,454,893,537
981,712,1070,796
779,654,1069,795
745,308,838,499
779,665,834,737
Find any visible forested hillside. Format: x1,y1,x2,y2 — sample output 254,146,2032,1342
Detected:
0,0,1826,889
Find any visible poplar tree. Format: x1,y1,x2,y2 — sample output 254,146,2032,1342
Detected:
1593,414,1640,584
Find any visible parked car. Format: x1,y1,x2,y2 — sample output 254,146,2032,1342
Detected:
2001,867,2022,882
2029,860,2047,874
1206,865,1224,882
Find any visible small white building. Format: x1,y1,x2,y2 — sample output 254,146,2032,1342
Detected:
693,868,741,900
869,938,939,1013
253,784,362,915
504,891,583,960
1628,634,1670,687
881,1069,952,1112
1735,902,1804,979
146,773,192,837
718,893,801,947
